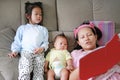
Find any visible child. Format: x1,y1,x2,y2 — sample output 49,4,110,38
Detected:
44,33,74,80
69,21,120,80
8,1,49,80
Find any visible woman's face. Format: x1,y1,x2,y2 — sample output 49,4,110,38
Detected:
77,27,97,51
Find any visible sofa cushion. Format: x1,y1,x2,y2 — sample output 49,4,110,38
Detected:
0,0,21,31
0,28,15,56
57,0,93,31
93,0,120,31
0,28,18,80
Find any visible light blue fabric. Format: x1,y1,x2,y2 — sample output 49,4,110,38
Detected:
11,24,49,53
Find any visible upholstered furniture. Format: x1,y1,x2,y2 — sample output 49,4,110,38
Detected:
0,0,120,80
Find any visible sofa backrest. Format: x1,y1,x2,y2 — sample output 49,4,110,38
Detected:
1,0,120,31
0,0,120,52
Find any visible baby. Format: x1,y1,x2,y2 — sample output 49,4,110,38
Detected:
44,33,73,80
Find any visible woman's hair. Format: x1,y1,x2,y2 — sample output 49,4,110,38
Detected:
74,20,102,50
25,1,43,25
53,33,68,44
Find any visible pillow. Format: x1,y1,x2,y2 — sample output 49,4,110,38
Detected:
0,27,15,56
91,21,115,46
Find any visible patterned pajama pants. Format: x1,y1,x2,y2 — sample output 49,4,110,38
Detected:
18,51,45,80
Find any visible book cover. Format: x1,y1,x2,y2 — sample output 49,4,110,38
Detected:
80,34,120,80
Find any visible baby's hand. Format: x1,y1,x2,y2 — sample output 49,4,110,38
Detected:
8,52,18,58
34,47,44,54
66,65,74,72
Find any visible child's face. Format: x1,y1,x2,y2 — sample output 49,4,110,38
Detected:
54,36,68,50
77,27,97,51
30,7,42,24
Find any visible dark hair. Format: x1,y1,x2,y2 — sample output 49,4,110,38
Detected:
53,33,68,45
25,1,43,25
74,20,102,50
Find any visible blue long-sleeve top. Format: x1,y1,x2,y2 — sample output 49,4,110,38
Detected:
11,24,49,53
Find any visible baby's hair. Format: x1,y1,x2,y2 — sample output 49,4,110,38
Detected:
25,1,43,25
74,20,102,50
53,33,68,44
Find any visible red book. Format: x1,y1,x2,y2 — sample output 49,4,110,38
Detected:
80,34,120,80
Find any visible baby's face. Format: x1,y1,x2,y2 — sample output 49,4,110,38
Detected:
54,36,68,50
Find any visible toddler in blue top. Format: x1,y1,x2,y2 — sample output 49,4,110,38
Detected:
8,1,49,80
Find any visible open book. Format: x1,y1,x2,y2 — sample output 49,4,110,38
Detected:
80,34,120,80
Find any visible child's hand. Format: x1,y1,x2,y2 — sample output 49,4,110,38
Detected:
34,47,44,54
66,65,74,72
44,67,48,73
8,52,18,58
44,61,49,73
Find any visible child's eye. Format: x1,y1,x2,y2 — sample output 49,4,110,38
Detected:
39,14,42,16
34,13,38,15
64,44,67,46
35,13,42,16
